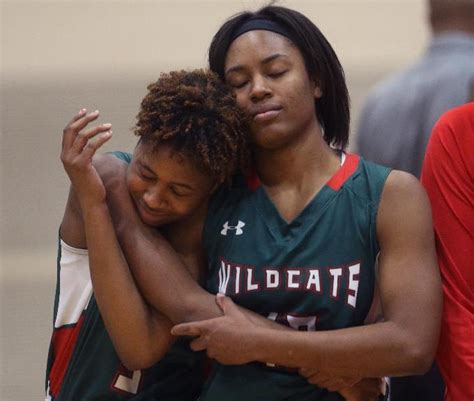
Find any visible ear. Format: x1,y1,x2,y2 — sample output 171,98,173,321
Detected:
314,85,323,99
310,76,323,99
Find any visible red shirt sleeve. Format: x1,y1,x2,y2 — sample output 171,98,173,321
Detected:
421,102,474,401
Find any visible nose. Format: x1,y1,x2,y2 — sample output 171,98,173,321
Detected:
143,184,167,210
249,75,271,102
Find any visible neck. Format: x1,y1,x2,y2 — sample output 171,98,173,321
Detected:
253,121,342,223
255,122,340,189
161,203,208,256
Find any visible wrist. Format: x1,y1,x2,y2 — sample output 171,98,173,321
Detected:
79,200,110,220
76,193,107,211
250,326,273,364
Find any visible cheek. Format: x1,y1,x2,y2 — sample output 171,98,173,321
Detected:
126,173,145,198
169,198,199,218
231,86,250,110
173,191,210,215
288,85,316,122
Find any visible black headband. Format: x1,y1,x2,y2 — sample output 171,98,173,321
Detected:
229,17,293,44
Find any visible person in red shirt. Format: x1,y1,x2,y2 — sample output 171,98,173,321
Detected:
421,102,474,401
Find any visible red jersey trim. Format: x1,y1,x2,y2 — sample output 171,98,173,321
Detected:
246,169,261,191
327,153,360,191
246,154,360,191
48,314,85,397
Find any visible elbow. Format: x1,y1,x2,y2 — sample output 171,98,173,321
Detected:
120,346,168,371
117,335,171,371
404,344,435,375
121,357,148,372
398,331,438,375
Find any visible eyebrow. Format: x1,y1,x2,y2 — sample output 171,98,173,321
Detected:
225,53,289,76
138,161,195,191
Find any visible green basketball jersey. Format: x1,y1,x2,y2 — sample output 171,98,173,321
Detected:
45,151,204,401
202,154,391,401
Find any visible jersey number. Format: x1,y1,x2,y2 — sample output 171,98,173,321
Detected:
268,312,317,331
113,369,142,394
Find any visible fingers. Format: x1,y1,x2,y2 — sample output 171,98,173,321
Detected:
189,336,209,352
61,109,114,166
80,130,113,160
69,109,100,134
71,122,112,155
62,109,100,150
299,368,360,392
171,322,204,337
215,293,226,312
67,108,87,126
343,378,384,401
172,322,211,352
299,367,316,378
215,293,238,315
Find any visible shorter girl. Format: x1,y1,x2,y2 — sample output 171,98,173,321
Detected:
45,69,249,401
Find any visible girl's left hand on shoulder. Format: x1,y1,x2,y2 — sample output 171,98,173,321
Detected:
171,294,259,365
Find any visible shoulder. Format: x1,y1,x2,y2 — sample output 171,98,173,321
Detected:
345,155,391,205
382,170,426,204
93,151,131,168
377,170,432,242
93,152,130,186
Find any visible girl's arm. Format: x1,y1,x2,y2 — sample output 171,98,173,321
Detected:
172,171,443,378
60,109,174,370
102,171,223,324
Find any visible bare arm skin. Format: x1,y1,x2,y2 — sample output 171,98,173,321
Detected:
172,171,443,378
99,156,389,399
102,155,299,333
61,110,289,368
60,111,382,401
60,111,174,370
102,169,222,324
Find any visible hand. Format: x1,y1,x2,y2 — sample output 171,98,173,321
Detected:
61,109,113,207
171,294,260,365
299,367,360,392
338,378,386,401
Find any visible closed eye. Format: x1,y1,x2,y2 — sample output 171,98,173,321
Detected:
139,168,155,181
169,186,191,197
268,70,287,78
229,80,249,89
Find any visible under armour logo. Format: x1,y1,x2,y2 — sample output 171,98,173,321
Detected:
221,220,245,236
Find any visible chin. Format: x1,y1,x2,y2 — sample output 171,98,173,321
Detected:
251,125,288,149
138,211,173,228
254,133,292,151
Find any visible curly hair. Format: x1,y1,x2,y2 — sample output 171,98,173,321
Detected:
134,69,250,183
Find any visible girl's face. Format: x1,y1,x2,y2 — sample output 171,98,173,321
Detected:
127,141,216,227
224,30,322,150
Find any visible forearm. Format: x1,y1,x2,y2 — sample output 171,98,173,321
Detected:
105,173,221,324
80,197,173,369
251,320,432,378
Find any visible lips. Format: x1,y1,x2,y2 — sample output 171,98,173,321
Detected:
138,201,167,221
250,104,282,123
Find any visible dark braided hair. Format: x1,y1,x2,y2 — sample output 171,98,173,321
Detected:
134,69,250,183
